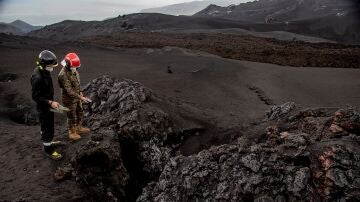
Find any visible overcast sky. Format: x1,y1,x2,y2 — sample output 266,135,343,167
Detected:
0,0,247,25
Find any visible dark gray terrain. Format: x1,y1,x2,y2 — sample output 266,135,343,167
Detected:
195,0,359,22
0,33,359,201
194,0,360,44
0,0,359,201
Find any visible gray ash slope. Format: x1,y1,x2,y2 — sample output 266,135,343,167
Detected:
27,0,360,44
194,0,360,44
27,14,250,40
1,34,360,201
55,76,360,201
140,0,243,16
195,0,359,22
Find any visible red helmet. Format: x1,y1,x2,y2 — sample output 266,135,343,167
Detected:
64,53,81,68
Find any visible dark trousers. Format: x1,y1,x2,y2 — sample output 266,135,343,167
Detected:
37,107,54,143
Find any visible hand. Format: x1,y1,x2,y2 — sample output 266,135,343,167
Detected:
80,92,84,97
80,96,92,103
50,101,59,109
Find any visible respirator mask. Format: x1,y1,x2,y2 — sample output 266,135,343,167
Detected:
61,59,77,73
45,66,54,72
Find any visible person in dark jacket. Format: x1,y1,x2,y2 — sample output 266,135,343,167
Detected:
31,50,63,160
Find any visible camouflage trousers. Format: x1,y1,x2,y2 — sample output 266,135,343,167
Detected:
63,100,84,129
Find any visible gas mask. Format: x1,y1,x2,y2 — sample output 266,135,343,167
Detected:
61,59,67,68
61,59,77,73
45,63,58,72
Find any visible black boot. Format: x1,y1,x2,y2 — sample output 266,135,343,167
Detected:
43,145,63,160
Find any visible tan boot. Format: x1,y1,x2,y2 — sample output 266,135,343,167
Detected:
76,124,90,135
69,127,81,141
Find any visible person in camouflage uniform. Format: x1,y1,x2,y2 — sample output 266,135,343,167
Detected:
58,53,90,141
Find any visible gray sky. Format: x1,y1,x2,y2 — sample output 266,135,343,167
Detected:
0,0,245,25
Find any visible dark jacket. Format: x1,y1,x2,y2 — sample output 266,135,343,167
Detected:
58,67,81,103
31,67,54,109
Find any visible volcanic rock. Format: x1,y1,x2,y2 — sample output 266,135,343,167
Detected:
82,76,185,176
60,76,213,200
266,102,296,120
138,105,360,201
55,76,360,201
71,131,129,201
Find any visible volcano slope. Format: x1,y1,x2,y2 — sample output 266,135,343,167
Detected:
1,34,360,201
82,32,360,68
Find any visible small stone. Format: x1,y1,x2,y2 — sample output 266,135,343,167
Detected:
91,134,104,141
287,168,309,193
326,169,348,188
266,125,279,135
280,132,289,139
329,124,344,134
219,155,227,163
170,158,177,167
118,121,128,127
54,166,73,182
241,154,261,172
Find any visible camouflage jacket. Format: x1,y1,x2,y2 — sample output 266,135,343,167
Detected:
58,67,81,103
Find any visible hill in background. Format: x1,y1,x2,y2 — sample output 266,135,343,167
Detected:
140,0,247,16
0,20,43,35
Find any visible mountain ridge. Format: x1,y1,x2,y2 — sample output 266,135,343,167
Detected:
194,0,359,22
9,20,43,33
27,0,360,44
0,20,43,34
140,0,246,16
